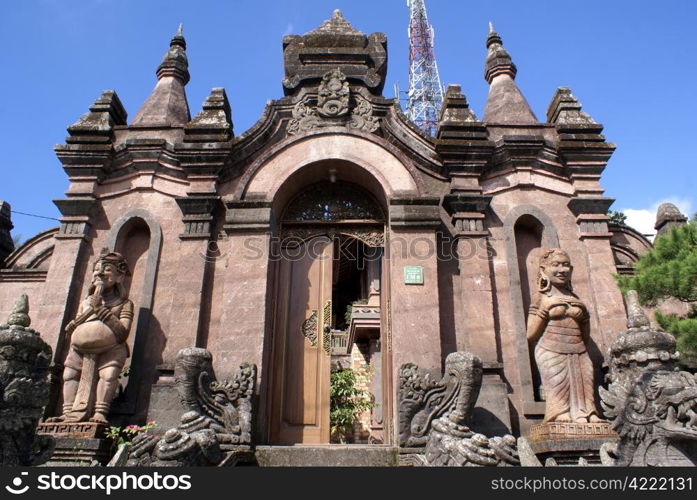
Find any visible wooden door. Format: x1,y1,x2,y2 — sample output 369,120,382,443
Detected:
270,236,333,443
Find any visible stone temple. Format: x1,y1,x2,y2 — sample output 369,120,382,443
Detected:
0,11,662,456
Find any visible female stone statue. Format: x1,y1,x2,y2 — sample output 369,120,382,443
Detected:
50,250,133,424
526,248,601,423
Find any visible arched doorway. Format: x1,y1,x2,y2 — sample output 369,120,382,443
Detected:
268,181,386,444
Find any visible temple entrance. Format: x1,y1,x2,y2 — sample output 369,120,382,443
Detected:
268,182,386,444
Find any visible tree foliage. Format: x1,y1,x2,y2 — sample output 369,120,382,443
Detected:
656,308,697,368
329,368,374,443
616,221,697,368
616,223,697,305
608,210,628,225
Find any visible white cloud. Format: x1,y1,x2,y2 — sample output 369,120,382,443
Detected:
621,197,693,240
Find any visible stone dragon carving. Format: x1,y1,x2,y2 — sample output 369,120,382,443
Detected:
399,351,519,466
0,295,55,465
599,291,697,466
127,348,256,466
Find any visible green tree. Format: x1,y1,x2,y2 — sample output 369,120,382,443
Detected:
329,368,374,443
616,222,697,367
655,308,697,367
608,210,628,225
11,233,23,247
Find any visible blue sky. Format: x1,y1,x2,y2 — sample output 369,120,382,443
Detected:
2,0,695,241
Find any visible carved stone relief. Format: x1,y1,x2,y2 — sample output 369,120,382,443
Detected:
127,348,257,466
399,352,519,466
287,68,380,135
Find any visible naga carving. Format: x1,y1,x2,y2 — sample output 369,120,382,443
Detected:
0,295,55,465
128,347,256,466
174,347,255,444
599,291,697,466
399,351,519,466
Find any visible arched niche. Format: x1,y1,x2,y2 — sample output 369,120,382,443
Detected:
514,215,544,316
503,205,559,413
106,209,162,416
236,133,421,204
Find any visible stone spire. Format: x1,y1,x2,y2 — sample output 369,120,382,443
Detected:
132,25,191,127
482,23,537,124
625,290,650,330
7,294,30,328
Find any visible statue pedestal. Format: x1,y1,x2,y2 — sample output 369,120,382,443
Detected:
37,422,112,465
526,422,618,465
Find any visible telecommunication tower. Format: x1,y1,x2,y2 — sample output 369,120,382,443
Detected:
405,0,444,136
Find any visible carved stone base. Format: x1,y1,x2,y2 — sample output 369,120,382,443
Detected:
38,421,107,439
41,437,112,466
37,422,111,465
527,422,618,465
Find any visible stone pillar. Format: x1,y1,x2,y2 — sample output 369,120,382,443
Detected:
443,193,511,434
161,196,221,359
37,198,96,416
211,201,273,438
146,196,220,430
388,198,442,444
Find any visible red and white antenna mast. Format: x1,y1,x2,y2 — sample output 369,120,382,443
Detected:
406,0,444,136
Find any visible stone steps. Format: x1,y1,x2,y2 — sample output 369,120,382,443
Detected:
253,445,399,467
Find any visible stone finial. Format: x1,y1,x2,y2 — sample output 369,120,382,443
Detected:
0,201,14,267
438,84,478,124
546,87,597,126
185,87,233,140
157,24,189,84
7,294,30,328
482,25,537,124
66,90,127,140
655,203,688,238
625,290,650,329
436,84,491,147
132,26,191,127
484,23,516,83
306,9,363,36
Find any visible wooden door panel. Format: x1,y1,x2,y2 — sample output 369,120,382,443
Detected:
271,236,332,443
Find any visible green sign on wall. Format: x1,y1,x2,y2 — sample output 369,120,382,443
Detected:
403,265,424,285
